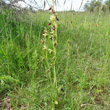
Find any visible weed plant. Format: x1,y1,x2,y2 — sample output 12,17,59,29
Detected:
0,5,110,110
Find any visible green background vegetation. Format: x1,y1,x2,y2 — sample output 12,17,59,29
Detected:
0,2,110,109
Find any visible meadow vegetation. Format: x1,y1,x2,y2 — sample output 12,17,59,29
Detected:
0,8,110,109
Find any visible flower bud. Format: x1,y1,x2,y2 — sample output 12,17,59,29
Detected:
43,45,47,51
53,25,55,31
49,36,53,40
56,16,59,21
53,57,56,61
48,21,51,25
52,11,55,14
50,31,54,35
42,28,48,37
54,41,57,47
67,40,70,44
49,7,51,11
48,49,53,54
52,9,55,14
42,31,46,35
41,39,45,44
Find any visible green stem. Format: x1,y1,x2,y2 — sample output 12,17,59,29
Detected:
53,46,57,87
45,37,51,83
52,0,54,8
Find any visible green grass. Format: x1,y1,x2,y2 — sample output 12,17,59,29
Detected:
0,9,110,109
